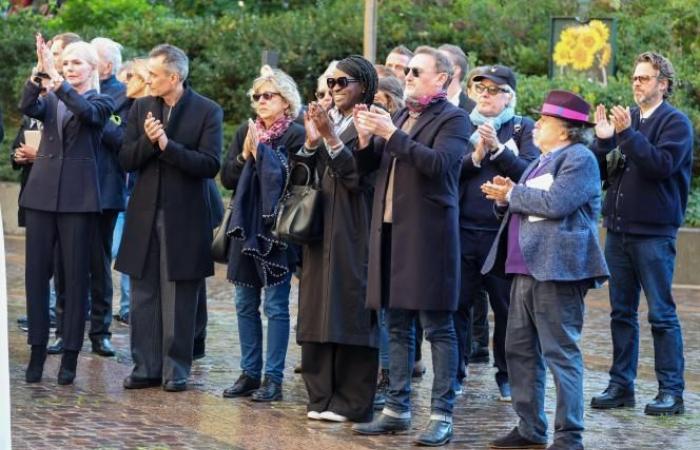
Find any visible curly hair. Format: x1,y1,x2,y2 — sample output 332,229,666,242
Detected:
635,51,675,98
248,65,302,119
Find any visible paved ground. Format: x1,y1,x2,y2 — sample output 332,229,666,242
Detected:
4,234,700,449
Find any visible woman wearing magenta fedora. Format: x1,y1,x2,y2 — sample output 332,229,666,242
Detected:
480,90,610,450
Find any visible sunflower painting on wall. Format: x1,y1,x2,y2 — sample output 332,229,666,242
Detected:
549,18,616,85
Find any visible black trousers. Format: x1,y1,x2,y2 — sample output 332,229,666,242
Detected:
471,289,490,351
88,209,119,339
129,210,201,382
25,209,96,352
455,228,511,385
301,342,378,422
54,210,118,339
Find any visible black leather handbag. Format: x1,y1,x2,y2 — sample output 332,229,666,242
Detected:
211,198,233,264
272,162,323,244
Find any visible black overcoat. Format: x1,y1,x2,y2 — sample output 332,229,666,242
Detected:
356,100,469,311
115,88,222,281
293,124,378,348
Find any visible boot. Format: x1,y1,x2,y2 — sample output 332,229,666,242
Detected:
25,345,47,383
57,350,79,385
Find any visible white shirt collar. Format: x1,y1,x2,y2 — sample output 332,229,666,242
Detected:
640,99,663,120
448,90,462,106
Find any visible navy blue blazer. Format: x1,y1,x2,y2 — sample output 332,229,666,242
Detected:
357,100,469,311
18,80,115,213
482,143,609,286
97,75,129,211
115,87,222,281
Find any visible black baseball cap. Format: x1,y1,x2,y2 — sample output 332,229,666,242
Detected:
472,65,516,90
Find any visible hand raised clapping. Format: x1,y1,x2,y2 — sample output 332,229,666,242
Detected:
595,103,632,139
481,175,514,206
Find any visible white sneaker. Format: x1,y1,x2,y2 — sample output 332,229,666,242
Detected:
319,411,348,422
307,411,323,420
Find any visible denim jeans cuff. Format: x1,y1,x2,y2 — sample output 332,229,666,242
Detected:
383,407,411,419
429,413,452,423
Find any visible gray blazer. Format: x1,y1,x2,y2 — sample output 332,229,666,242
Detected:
482,143,609,285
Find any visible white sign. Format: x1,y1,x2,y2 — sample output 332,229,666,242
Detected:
0,207,12,449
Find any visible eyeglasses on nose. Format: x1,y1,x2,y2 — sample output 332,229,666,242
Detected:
631,75,659,84
315,90,331,100
326,77,359,90
474,84,509,96
403,67,424,78
252,92,281,102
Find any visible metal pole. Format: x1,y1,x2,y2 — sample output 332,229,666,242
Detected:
363,0,378,63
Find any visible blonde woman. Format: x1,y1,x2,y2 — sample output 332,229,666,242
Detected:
20,34,114,385
220,66,305,402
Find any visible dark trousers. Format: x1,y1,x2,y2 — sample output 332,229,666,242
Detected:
455,228,511,385
194,281,208,344
301,342,378,422
25,209,95,352
129,210,201,382
88,209,119,339
471,289,490,350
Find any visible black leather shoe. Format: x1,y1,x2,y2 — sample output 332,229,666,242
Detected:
91,337,116,357
123,375,161,389
250,376,282,402
47,337,64,355
25,345,47,383
590,385,635,409
644,393,684,416
415,419,453,446
352,412,411,435
490,427,547,449
163,379,188,392
222,373,260,398
57,350,78,385
193,337,205,360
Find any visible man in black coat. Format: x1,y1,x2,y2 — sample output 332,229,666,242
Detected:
352,46,468,447
116,44,222,392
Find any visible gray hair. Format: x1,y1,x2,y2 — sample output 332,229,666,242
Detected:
564,123,593,146
414,45,454,89
149,44,189,81
90,37,123,75
438,44,469,82
503,84,517,110
317,60,338,91
248,65,302,119
635,51,675,98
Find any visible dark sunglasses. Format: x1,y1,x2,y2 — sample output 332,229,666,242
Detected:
252,91,281,102
403,66,425,78
326,77,359,90
474,84,510,96
630,74,660,84
315,90,331,100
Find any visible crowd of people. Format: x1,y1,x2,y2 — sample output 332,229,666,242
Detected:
4,31,693,449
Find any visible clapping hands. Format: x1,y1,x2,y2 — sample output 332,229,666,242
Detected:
595,104,631,139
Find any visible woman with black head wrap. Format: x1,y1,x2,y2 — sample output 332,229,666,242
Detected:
292,55,380,423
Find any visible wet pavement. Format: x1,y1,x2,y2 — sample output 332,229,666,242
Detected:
4,234,700,449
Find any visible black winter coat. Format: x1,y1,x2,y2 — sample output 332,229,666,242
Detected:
115,88,222,281
293,124,378,348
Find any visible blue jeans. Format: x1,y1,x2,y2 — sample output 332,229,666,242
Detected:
507,276,586,448
605,231,685,396
385,309,457,416
112,210,130,318
378,308,389,369
234,277,291,384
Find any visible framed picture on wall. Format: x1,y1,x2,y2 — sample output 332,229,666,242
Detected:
549,17,617,85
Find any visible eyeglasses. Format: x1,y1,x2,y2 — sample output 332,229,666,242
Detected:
315,90,331,100
474,84,510,96
631,75,660,84
252,91,281,102
403,67,425,78
326,77,359,90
